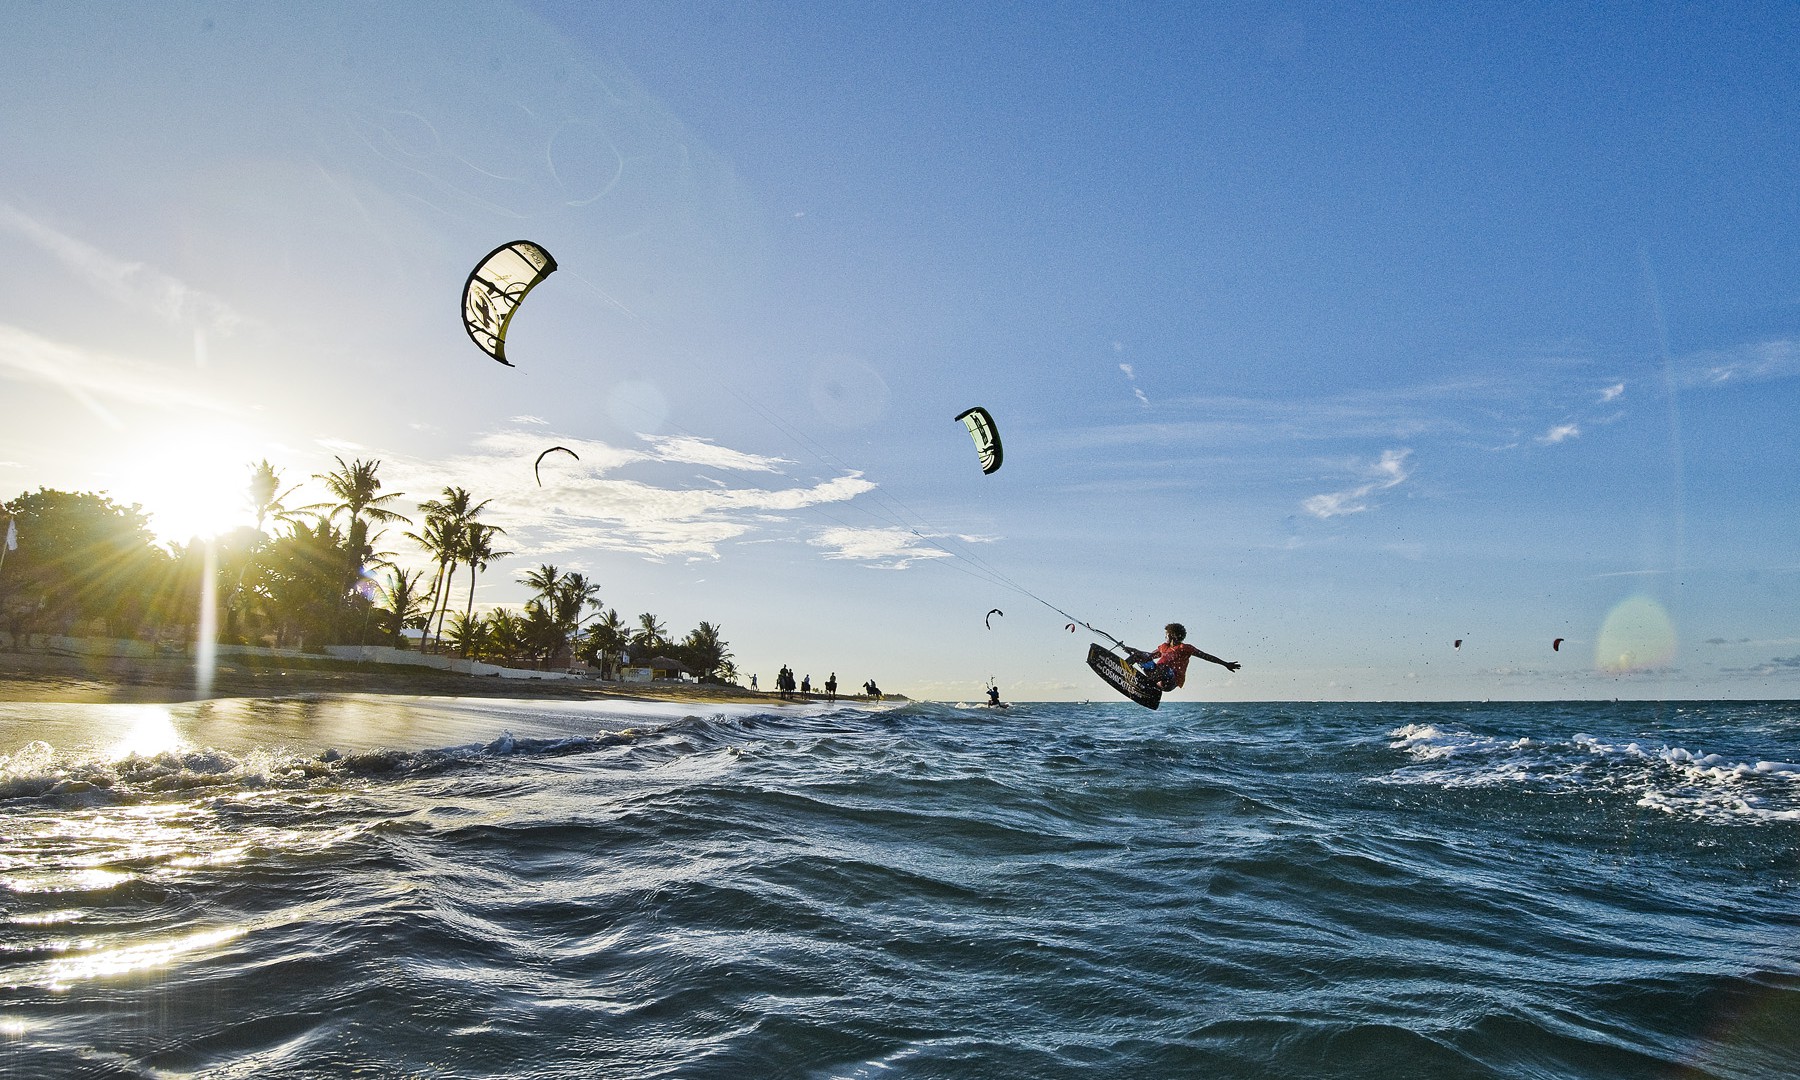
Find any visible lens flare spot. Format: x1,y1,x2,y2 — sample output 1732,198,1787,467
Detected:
1594,595,1677,673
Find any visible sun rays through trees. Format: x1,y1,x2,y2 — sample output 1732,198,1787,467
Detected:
1,457,735,679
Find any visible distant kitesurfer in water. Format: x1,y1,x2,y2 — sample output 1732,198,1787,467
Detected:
987,684,1001,706
1125,623,1239,692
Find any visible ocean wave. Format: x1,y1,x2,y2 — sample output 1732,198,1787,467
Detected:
1382,722,1800,825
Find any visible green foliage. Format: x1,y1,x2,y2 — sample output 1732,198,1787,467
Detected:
374,564,432,646
678,620,733,680
0,488,188,638
4,457,735,673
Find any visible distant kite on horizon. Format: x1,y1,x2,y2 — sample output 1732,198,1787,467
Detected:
1553,638,1565,652
985,608,1004,629
462,240,558,366
955,407,1003,474
534,446,579,486
1454,639,1463,649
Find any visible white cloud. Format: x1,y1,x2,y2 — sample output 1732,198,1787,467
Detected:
639,434,788,472
366,426,876,562
1598,382,1625,402
1117,361,1149,407
1537,423,1580,445
1302,448,1412,519
808,526,955,569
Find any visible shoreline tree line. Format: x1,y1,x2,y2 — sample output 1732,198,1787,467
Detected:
0,458,736,682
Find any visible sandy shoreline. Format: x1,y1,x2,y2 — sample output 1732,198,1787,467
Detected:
0,648,876,707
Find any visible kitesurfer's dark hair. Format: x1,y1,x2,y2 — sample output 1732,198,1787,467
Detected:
1166,622,1186,641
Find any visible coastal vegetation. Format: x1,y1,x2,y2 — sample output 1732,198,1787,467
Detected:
0,459,737,682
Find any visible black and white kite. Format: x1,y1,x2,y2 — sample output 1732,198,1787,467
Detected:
462,240,558,366
955,407,1003,475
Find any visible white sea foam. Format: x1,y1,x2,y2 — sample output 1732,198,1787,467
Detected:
1385,723,1800,822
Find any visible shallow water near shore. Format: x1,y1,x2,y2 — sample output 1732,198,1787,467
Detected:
3,697,1797,1078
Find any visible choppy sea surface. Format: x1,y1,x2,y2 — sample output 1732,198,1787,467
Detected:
2,695,1797,1079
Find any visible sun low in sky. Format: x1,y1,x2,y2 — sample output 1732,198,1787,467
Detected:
102,425,271,544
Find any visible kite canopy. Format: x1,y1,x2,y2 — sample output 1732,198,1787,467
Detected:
462,240,558,366
534,445,579,486
1552,637,1565,652
985,608,1004,629
955,407,1003,474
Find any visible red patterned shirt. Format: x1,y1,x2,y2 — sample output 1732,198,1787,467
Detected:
1151,642,1202,688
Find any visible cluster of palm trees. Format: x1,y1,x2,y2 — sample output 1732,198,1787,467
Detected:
222,456,735,681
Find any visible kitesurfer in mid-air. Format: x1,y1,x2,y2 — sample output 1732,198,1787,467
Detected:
1125,623,1239,691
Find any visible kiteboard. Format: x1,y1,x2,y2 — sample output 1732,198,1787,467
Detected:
1086,643,1161,710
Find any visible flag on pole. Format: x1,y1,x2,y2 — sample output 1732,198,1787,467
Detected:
4,518,14,551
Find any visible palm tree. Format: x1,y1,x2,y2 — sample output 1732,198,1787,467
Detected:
404,512,460,651
630,612,668,657
308,457,411,580
407,487,507,653
259,516,351,648
484,607,528,666
540,571,601,668
520,564,562,607
247,460,304,534
579,607,629,673
517,564,577,667
443,610,492,661
374,564,431,646
556,571,601,636
229,460,302,642
679,621,733,681
459,522,512,655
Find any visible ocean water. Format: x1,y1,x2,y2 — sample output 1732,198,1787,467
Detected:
2,696,1797,1079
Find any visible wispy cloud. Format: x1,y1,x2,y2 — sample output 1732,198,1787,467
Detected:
1537,423,1580,445
1114,343,1149,407
809,526,955,569
1598,382,1625,402
1677,339,1799,387
1303,448,1412,519
0,202,244,339
0,323,236,425
368,426,876,563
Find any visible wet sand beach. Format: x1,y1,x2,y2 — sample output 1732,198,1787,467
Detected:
0,648,797,707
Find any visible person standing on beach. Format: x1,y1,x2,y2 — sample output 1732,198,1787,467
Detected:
750,674,758,691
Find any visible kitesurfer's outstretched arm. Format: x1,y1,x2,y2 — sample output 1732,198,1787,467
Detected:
1128,622,1242,687
1193,649,1241,673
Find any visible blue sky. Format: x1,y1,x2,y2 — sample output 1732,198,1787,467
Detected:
2,1,1796,700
